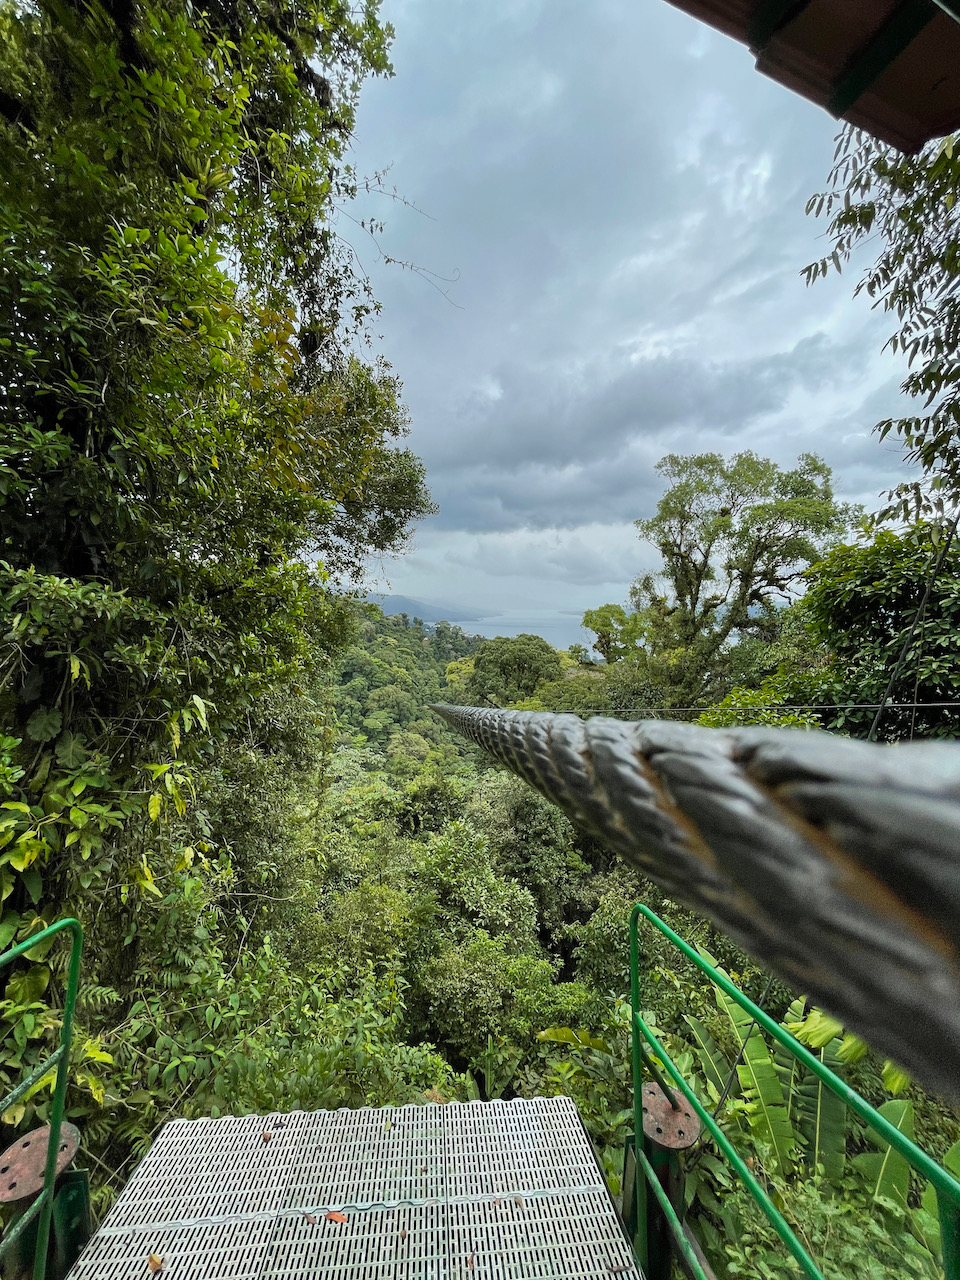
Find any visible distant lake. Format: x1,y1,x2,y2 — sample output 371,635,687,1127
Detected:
449,610,590,653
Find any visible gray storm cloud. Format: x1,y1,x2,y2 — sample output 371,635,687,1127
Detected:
348,0,919,609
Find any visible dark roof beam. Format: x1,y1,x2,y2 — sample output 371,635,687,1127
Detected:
830,0,939,119
664,0,960,151
747,0,813,50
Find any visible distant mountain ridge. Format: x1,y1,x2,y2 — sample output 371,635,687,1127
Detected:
363,593,489,624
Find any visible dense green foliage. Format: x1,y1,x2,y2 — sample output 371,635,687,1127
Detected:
332,610,479,762
319,609,960,1280
465,633,567,707
806,128,960,522
798,527,960,738
0,0,437,1210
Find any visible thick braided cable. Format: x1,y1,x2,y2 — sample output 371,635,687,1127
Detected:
432,704,960,1103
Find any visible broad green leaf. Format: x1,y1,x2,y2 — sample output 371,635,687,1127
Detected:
0,910,20,951
7,836,42,871
881,1059,912,1095
715,984,795,1174
21,867,42,904
910,1205,943,1259
795,1039,846,1185
919,1136,960,1243
836,1032,868,1064
683,1014,732,1099
774,997,806,1120
55,732,88,769
24,925,59,962
852,1099,914,1209
7,962,50,1005
785,1005,843,1049
25,707,62,743
536,1026,609,1053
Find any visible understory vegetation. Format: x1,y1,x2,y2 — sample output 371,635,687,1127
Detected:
2,0,960,1275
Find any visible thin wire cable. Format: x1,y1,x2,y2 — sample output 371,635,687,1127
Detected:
909,606,928,742
543,701,960,714
868,515,960,741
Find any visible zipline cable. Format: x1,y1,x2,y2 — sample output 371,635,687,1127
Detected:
433,702,960,1103
466,701,960,715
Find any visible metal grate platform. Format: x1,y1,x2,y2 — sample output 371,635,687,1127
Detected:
67,1098,642,1279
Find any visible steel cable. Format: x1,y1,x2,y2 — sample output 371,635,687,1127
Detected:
432,703,960,1103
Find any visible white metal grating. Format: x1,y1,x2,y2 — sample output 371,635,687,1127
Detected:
66,1098,643,1279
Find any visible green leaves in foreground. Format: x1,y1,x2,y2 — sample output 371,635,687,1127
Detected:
917,1138,960,1259
853,1099,915,1211
794,1039,846,1184
714,983,795,1176
537,1027,610,1053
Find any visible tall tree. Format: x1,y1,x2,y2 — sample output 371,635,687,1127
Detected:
800,525,960,741
805,127,960,522
466,635,564,707
0,0,432,1040
630,452,854,705
581,604,645,664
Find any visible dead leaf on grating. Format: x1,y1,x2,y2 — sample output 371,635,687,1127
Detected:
400,1229,407,1242
513,1197,524,1208
261,1131,272,1144
147,1255,163,1274
303,1214,317,1225
325,1211,348,1224
467,1253,475,1272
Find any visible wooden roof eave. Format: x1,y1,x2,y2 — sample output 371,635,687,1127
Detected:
665,0,960,153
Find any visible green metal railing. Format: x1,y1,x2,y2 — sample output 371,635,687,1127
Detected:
627,902,960,1280
0,918,83,1280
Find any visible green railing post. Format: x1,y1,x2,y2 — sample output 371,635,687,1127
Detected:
940,1191,960,1280
0,918,83,1280
628,910,652,1271
623,1135,649,1271
641,1134,679,1280
51,1169,92,1280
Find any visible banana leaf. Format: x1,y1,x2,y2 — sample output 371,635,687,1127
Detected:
773,997,806,1121
715,984,795,1175
536,1026,609,1052
784,1004,844,1049
837,1031,868,1064
881,1059,912,1094
852,1098,914,1210
683,1013,733,1099
795,1037,846,1185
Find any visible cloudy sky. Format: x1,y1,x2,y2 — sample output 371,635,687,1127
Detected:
347,0,916,633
